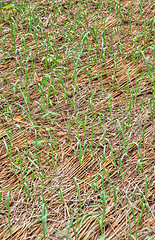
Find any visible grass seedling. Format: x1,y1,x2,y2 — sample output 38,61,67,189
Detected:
3,137,13,163
41,194,49,240
13,146,27,184
26,212,51,237
88,119,94,157
72,46,84,87
73,177,82,212
98,189,107,235
131,142,143,173
7,191,12,235
23,182,31,200
104,137,116,165
141,51,154,85
58,184,65,205
117,137,128,177
97,171,109,234
98,113,106,131
54,210,88,240
127,210,132,240
136,118,146,147
116,119,128,156
74,137,86,164
65,115,74,136
105,168,113,196
84,87,95,117
127,196,146,240
144,175,150,215
65,217,77,240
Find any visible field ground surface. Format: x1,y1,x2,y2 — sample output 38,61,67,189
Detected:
0,0,155,239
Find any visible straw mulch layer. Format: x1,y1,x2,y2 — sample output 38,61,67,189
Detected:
0,0,154,239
